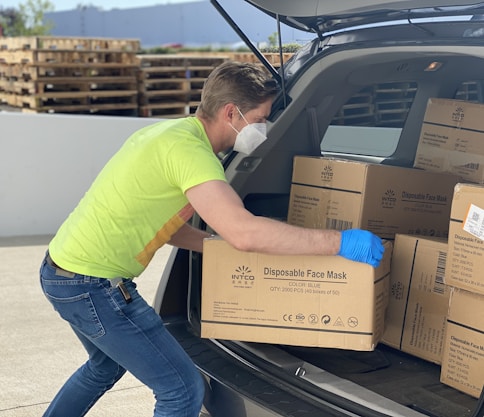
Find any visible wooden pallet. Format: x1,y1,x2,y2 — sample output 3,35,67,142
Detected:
455,81,482,102
228,52,294,68
0,62,137,81
2,89,138,112
21,104,138,116
136,54,227,118
138,66,187,80
0,76,137,94
138,54,227,66
188,101,200,115
139,102,188,118
0,36,140,52
0,49,138,65
0,46,295,117
138,78,189,93
0,36,140,115
332,82,418,126
139,90,189,106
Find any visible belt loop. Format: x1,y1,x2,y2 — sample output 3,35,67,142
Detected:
110,277,123,287
46,252,76,279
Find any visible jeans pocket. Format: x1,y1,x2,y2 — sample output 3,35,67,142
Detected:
44,292,105,338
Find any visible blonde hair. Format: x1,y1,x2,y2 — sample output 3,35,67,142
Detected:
196,61,279,120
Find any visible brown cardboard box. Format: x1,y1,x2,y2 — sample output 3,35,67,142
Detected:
414,98,484,183
441,288,484,398
287,156,459,240
382,234,450,364
446,183,484,295
201,238,392,351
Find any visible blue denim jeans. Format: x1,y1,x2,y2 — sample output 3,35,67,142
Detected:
39,253,204,417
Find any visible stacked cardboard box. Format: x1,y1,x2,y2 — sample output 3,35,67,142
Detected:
440,183,484,397
199,97,484,393
382,234,449,364
411,98,484,397
201,238,392,351
284,156,460,359
441,288,484,398
287,156,459,239
414,98,484,184
201,157,462,352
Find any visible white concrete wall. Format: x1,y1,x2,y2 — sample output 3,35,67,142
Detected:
0,112,157,237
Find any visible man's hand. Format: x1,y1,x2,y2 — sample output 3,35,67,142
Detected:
337,229,384,267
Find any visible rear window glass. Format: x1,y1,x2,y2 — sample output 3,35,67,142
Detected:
321,80,484,157
455,81,484,103
330,81,417,128
321,81,416,157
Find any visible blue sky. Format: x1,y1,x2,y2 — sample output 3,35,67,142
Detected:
1,0,193,12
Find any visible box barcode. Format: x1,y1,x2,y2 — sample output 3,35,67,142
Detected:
463,162,480,171
472,211,481,222
325,218,353,230
433,250,446,295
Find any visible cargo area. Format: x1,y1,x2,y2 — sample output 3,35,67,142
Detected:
213,182,481,417
280,343,477,417
281,153,484,415
192,97,484,417
217,164,483,415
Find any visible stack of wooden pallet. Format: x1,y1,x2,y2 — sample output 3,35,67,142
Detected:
229,52,293,68
331,82,418,127
0,36,140,116
0,39,296,118
137,54,228,118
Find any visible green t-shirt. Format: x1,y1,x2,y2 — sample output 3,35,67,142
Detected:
49,117,226,278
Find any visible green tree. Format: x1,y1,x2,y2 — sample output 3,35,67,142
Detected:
0,8,22,36
1,0,55,36
268,32,278,48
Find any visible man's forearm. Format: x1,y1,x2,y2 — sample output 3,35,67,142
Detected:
221,215,342,256
167,223,212,253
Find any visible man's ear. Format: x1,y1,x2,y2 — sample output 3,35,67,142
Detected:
223,102,236,122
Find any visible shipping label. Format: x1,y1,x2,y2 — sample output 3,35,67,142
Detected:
464,203,484,240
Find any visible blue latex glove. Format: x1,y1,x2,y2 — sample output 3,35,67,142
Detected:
338,229,384,268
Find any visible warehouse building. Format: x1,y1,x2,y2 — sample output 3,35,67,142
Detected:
45,0,310,49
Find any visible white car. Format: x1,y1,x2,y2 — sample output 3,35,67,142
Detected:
154,1,484,416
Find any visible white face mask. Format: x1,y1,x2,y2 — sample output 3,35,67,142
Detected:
230,107,267,155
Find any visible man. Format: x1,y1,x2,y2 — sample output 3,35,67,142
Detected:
40,61,384,417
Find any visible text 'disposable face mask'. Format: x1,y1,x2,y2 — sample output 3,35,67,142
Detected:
233,123,267,154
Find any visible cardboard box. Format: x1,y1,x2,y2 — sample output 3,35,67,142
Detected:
382,234,450,364
287,156,459,240
414,98,484,183
201,238,392,351
441,288,484,398
446,183,484,295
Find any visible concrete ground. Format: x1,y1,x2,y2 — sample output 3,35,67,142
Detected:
0,235,173,416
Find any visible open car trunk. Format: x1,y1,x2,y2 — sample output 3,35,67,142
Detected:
191,47,484,417
155,2,484,416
